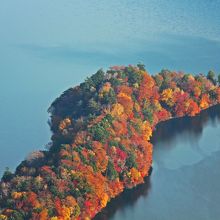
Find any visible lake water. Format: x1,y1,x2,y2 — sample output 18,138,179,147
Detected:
95,104,220,220
0,1,220,218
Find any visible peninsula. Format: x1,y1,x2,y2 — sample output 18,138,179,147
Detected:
1,65,220,220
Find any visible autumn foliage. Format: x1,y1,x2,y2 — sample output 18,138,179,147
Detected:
1,65,220,220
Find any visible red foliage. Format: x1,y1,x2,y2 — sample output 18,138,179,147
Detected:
2,65,220,220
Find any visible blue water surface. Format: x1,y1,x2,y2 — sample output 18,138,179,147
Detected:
0,2,220,219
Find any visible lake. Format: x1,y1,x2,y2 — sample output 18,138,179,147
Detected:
1,0,220,175
0,0,220,218
95,104,220,220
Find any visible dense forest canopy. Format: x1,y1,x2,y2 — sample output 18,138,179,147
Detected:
1,65,220,220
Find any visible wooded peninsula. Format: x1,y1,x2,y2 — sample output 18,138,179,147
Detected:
1,65,220,220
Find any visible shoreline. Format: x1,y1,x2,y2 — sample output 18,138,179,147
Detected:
1,66,220,220
94,103,220,219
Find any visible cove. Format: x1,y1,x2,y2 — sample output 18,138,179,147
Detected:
95,104,220,220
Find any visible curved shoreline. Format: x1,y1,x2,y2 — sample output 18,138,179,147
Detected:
95,103,220,219
1,66,220,220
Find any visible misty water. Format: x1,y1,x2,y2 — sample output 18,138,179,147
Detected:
0,1,220,219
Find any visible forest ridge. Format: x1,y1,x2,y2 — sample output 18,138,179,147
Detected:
1,65,220,220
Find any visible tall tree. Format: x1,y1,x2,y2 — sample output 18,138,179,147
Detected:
207,70,216,85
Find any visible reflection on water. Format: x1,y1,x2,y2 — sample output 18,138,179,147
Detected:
152,104,220,145
0,1,220,218
95,104,220,220
152,105,220,170
95,173,152,220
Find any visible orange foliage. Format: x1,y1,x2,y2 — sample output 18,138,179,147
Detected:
59,118,71,130
110,103,124,118
117,85,133,96
117,92,134,115
161,88,174,107
216,87,220,103
92,141,108,172
100,82,111,93
2,65,220,220
193,86,201,98
200,94,210,109
141,121,152,141
187,99,200,116
26,192,40,208
39,209,48,220
138,73,155,102
112,120,127,136
75,131,87,145
100,193,109,208
130,168,142,182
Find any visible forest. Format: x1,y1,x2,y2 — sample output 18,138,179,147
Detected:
1,65,220,220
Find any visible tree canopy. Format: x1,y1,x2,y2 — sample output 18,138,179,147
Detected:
1,65,220,220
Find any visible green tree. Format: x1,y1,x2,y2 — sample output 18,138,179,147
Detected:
137,63,146,71
88,98,100,114
89,115,112,142
80,69,105,92
8,210,24,220
160,77,170,91
102,88,116,105
182,74,191,82
109,77,122,87
207,70,216,84
143,109,153,124
73,204,81,218
89,122,109,142
128,71,142,85
91,69,105,88
209,90,218,100
218,74,220,85
153,74,163,87
126,153,137,169
1,167,13,182
80,77,94,92
106,161,118,180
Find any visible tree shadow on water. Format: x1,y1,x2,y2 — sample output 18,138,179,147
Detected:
95,104,220,220
151,104,220,146
94,169,152,220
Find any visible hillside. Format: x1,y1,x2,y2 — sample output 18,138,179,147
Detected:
1,65,220,220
